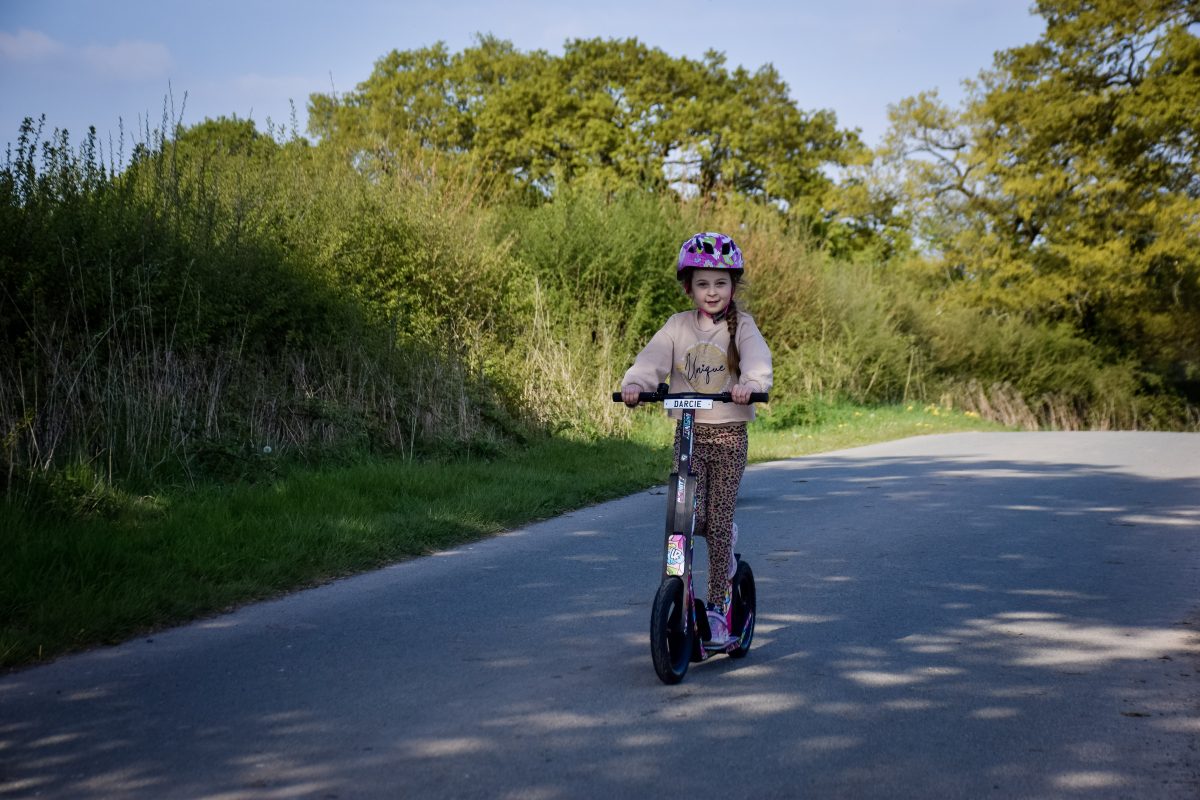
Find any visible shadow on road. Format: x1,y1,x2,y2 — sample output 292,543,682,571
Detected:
2,441,1198,798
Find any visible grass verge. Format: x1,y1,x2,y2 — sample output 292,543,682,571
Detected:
1,403,1000,670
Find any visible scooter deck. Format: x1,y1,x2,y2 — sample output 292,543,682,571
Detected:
701,617,754,653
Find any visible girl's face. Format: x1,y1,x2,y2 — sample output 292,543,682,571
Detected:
686,269,735,317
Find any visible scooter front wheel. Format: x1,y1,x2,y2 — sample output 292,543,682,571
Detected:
650,576,692,684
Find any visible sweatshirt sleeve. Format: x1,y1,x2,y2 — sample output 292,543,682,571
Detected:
736,313,773,393
622,317,676,392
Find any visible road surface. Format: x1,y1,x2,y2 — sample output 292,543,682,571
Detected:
2,432,1198,798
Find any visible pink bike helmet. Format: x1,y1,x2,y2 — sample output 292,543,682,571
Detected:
677,232,743,275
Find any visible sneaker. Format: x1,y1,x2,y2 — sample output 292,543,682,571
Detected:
727,522,739,580
706,604,732,645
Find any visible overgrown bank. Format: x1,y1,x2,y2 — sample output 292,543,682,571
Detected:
4,114,1192,520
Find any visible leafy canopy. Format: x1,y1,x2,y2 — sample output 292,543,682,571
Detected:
308,36,861,212
883,0,1200,396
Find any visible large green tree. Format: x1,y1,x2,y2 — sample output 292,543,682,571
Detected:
307,36,860,210
885,0,1200,398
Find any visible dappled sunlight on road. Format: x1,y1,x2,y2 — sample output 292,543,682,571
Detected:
2,434,1197,798
660,691,808,719
1052,771,1130,791
1120,509,1200,528
484,710,609,732
736,440,1200,796
794,734,863,752
952,612,1200,669
842,665,967,688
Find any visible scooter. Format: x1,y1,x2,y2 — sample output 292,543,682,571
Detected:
613,383,767,685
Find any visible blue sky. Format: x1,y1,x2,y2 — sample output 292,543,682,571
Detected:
0,1,1044,152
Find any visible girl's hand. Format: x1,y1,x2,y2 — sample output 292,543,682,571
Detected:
622,383,643,407
731,383,754,404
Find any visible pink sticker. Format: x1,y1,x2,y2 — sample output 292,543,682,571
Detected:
666,534,686,575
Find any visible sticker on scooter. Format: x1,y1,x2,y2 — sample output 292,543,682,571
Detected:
666,535,687,576
665,398,713,410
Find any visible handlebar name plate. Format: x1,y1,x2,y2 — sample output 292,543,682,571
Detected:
664,398,714,410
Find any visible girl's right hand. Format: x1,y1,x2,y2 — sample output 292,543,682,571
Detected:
621,383,643,407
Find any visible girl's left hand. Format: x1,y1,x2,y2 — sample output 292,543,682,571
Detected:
731,383,754,404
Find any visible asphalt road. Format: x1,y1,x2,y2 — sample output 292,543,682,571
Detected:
2,432,1198,799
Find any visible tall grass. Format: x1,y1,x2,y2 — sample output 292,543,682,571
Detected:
516,287,633,438
1,117,529,505
498,188,694,437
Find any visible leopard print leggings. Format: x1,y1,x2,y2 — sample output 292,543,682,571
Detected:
672,421,748,614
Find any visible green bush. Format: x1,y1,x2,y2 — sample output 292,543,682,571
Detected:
0,117,530,498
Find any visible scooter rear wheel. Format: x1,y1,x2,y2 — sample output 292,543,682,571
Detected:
729,560,756,659
650,577,692,684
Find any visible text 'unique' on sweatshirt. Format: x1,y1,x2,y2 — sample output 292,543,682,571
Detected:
621,309,773,424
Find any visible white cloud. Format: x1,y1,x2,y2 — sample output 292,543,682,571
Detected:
0,28,170,82
81,40,172,81
0,28,67,61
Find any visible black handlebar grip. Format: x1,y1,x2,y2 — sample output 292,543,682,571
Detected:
611,391,663,402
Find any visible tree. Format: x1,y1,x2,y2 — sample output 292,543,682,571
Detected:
307,36,860,212
884,0,1200,399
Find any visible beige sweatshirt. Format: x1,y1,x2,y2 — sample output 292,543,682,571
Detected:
622,309,773,424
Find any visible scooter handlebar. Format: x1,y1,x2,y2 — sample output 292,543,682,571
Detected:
611,390,769,404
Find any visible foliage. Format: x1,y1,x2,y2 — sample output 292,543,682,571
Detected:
5,22,1200,516
308,36,862,215
0,115,527,495
882,0,1200,403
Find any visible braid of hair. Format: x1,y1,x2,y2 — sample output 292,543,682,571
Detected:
726,299,740,378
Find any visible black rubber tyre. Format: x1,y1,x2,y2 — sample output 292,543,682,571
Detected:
650,577,692,684
729,560,756,659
